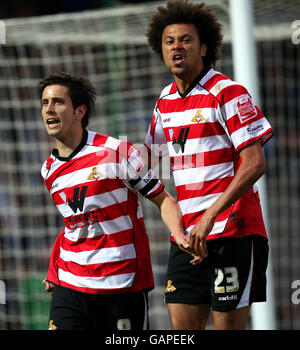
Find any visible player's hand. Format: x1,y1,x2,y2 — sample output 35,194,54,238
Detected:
189,212,215,259
190,255,204,265
174,234,204,264
174,234,192,253
174,232,197,255
42,278,54,295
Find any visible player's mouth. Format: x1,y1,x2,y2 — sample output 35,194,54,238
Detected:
46,117,60,129
172,53,184,65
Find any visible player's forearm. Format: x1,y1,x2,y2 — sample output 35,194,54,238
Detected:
206,143,266,220
161,196,186,239
149,190,186,239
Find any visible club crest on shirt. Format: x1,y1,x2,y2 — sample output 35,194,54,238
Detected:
165,280,176,293
87,167,104,180
236,94,257,123
191,109,205,123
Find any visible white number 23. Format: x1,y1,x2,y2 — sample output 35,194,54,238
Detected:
214,267,239,293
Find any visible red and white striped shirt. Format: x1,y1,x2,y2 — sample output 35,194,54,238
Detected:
42,130,164,294
145,67,273,242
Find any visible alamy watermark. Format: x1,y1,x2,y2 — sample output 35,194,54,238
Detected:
291,20,300,45
0,20,6,44
99,135,205,190
0,280,6,304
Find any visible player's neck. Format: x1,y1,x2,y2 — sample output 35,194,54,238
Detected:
176,79,192,95
55,129,84,158
174,65,205,95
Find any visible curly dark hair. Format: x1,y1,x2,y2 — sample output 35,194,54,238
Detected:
39,72,96,128
146,0,223,67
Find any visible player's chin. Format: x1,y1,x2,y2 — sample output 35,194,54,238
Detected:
46,128,61,139
171,67,186,79
45,124,61,135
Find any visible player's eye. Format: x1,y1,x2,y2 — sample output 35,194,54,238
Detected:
182,36,192,43
54,98,64,104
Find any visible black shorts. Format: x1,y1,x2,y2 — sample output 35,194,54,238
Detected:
48,285,149,330
165,236,268,311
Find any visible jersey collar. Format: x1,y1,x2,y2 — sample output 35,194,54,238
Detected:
177,66,211,98
52,129,88,162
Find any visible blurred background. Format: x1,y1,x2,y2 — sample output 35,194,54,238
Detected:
0,0,299,330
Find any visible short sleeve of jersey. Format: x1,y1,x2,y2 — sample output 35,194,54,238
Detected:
120,141,165,199
144,104,169,158
218,84,274,152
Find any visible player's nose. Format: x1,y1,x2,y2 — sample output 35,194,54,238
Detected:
45,102,55,114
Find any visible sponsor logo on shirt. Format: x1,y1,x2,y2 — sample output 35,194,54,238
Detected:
172,127,190,153
246,124,263,136
237,94,257,123
65,210,101,229
171,154,204,171
61,186,88,213
51,183,59,191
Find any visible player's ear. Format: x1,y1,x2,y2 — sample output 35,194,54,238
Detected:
200,43,207,58
75,104,87,120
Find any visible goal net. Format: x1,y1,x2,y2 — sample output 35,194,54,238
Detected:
0,0,299,329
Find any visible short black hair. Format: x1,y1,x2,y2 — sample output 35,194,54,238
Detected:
146,0,223,67
39,72,96,128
